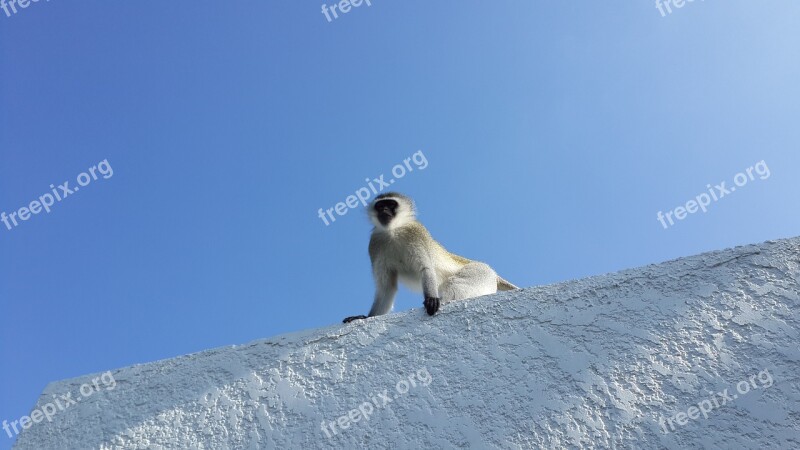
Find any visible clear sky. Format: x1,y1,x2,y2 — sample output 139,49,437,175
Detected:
1,1,799,448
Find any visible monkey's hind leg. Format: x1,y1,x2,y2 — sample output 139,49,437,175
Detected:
439,262,498,303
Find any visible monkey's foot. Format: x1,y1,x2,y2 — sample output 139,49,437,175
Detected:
343,315,367,323
424,297,440,316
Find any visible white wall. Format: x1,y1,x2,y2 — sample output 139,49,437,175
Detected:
15,237,800,449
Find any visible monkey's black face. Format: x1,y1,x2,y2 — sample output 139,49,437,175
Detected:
374,199,399,226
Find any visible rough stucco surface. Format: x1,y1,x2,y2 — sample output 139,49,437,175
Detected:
14,237,800,449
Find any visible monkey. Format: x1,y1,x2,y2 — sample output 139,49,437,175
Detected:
343,192,518,323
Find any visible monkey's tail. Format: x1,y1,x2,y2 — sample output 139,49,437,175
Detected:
497,276,519,291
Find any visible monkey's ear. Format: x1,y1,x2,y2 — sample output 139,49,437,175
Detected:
343,315,368,323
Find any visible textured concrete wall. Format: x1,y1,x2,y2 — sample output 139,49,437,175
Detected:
14,237,800,449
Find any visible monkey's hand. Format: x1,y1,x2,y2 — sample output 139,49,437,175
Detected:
343,315,368,323
423,297,440,316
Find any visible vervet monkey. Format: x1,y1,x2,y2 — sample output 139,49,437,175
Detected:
343,193,518,323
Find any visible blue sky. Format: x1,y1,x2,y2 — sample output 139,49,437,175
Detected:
1,1,798,447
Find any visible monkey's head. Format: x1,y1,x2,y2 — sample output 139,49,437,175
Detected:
368,192,416,230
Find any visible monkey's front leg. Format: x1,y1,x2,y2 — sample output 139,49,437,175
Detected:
343,271,397,323
421,267,440,316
